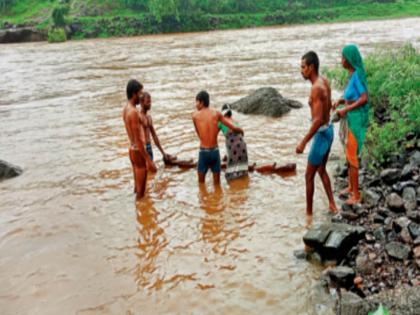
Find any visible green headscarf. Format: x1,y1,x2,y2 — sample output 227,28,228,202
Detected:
342,44,368,90
342,44,369,156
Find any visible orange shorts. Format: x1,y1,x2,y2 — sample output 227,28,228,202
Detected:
346,130,359,168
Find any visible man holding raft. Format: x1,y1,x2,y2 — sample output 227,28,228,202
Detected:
296,51,338,216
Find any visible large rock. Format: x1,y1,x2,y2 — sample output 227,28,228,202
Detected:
327,266,355,289
303,224,331,250
0,160,23,180
402,187,417,211
385,241,411,260
229,87,303,117
363,189,381,208
0,27,46,43
339,291,369,315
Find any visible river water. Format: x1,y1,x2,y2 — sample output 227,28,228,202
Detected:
0,18,419,315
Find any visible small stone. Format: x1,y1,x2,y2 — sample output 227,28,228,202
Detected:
373,214,385,224
392,180,417,193
387,230,398,242
365,233,375,243
409,150,420,166
402,186,417,211
393,217,411,232
385,241,411,260
374,227,386,241
414,236,420,246
414,246,420,259
354,276,363,286
328,266,355,288
401,163,416,180
380,168,401,184
386,193,405,212
356,254,375,274
293,249,308,260
363,189,381,208
407,211,420,223
408,222,420,239
341,211,359,221
400,227,412,244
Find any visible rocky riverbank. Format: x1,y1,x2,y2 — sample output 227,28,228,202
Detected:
300,143,420,314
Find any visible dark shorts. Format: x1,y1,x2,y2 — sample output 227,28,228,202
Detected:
146,143,153,161
198,147,221,174
308,124,334,166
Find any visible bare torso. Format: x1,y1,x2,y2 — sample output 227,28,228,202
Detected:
309,76,332,125
139,111,151,143
123,104,146,148
193,108,221,149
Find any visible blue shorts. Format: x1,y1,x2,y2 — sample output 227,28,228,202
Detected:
308,124,334,166
146,143,153,161
198,147,221,174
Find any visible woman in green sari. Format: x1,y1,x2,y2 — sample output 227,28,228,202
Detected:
334,44,369,205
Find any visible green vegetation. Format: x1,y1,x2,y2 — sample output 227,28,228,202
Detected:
326,44,420,167
47,27,66,43
1,1,419,40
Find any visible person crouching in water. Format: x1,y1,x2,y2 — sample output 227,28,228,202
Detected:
192,91,244,186
218,104,249,181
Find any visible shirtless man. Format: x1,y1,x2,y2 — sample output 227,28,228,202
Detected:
122,80,157,199
296,51,338,216
192,91,244,185
139,92,171,162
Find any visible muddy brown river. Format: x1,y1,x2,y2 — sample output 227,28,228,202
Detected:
0,18,419,315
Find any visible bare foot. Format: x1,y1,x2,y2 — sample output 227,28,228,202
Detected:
305,215,313,228
345,196,361,205
338,187,352,198
329,203,338,214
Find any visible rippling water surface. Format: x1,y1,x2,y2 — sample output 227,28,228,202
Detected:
0,18,419,315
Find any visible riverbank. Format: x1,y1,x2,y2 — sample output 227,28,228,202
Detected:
301,45,420,314
1,1,420,42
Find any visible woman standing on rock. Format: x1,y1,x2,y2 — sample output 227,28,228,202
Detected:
334,44,370,205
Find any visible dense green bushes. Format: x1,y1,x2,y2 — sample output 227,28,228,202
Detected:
47,27,66,42
326,44,420,167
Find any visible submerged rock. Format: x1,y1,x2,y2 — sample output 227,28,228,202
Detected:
229,87,302,117
0,160,23,180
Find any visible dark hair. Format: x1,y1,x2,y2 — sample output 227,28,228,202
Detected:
302,51,319,74
196,90,210,107
222,104,232,117
126,79,143,100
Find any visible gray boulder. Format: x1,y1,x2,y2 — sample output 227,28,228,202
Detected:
0,160,23,180
385,241,411,260
229,87,303,117
327,266,355,289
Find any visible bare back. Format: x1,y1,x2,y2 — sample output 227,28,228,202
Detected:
192,108,221,149
309,76,332,125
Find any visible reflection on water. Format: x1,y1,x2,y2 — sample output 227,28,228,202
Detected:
0,17,419,315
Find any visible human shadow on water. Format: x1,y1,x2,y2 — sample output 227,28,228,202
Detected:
134,197,168,290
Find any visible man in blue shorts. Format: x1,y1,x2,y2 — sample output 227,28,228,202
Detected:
296,51,338,216
192,91,243,186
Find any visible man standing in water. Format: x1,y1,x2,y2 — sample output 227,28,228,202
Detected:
139,92,171,162
122,80,157,199
296,52,338,216
192,91,243,186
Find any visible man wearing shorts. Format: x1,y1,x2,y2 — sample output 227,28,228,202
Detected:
192,91,243,186
296,52,338,216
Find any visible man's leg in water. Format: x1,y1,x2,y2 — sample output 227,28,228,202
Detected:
317,151,338,213
198,172,206,183
132,164,138,193
212,172,220,186
135,167,147,199
305,163,318,216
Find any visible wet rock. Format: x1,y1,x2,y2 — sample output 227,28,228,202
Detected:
363,189,381,208
408,222,420,239
0,160,23,180
229,87,303,117
339,291,368,315
386,193,405,212
385,241,411,260
327,266,355,289
303,224,331,250
402,186,417,211
293,249,307,260
380,168,401,184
